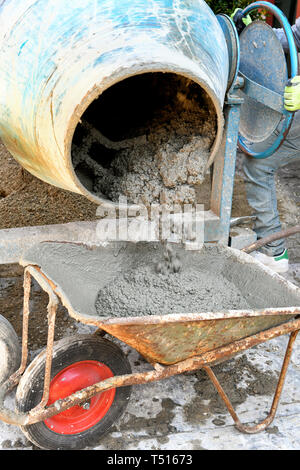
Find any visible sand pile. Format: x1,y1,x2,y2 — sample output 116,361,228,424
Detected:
0,142,97,229
72,74,217,207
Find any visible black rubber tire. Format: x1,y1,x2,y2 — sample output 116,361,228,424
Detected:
0,314,21,385
16,335,131,450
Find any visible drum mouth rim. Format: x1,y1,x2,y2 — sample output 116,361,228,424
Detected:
65,64,225,208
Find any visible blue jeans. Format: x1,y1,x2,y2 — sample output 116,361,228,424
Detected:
242,111,300,256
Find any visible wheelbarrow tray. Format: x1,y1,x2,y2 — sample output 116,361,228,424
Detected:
20,241,300,365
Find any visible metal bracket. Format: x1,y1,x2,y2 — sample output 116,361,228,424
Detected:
209,81,244,244
239,71,284,114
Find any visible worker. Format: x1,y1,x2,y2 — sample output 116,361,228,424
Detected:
231,9,300,273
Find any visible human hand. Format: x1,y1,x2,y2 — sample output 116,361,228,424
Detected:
284,76,300,111
230,8,252,34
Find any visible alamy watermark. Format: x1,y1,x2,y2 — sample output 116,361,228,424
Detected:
96,196,205,246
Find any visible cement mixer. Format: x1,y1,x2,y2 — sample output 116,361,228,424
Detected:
0,0,228,201
1,0,300,451
0,0,297,245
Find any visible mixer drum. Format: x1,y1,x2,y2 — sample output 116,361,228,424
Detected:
0,0,229,207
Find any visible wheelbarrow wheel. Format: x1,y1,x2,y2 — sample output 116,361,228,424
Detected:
0,314,21,385
15,335,131,450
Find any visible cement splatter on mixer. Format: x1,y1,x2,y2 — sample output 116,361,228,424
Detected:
72,74,217,207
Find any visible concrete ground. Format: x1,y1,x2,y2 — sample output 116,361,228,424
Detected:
0,159,300,450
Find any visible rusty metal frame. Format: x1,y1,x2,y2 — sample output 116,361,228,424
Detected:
0,265,299,433
203,330,299,433
0,266,59,426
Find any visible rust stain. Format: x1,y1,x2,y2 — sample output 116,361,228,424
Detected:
100,314,296,365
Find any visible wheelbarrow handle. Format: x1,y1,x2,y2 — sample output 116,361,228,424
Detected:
242,225,300,254
238,1,298,159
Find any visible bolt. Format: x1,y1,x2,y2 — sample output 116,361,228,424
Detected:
81,401,90,410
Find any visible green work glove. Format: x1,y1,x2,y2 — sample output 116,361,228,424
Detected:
284,76,300,112
231,8,252,34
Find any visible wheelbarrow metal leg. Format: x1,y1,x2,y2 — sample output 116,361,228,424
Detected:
0,269,33,426
203,329,300,434
23,266,59,414
0,266,59,426
1,268,32,396
30,294,57,413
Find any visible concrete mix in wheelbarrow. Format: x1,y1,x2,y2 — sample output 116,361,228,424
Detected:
95,245,251,317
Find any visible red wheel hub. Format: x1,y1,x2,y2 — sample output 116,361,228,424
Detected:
44,360,115,434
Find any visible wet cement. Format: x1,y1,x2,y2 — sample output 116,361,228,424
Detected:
72,74,217,206
95,245,251,317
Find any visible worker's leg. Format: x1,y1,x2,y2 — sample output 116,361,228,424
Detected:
242,112,300,256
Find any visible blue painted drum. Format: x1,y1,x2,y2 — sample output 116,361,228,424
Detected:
0,0,229,206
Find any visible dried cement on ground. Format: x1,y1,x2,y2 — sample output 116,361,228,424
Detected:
72,75,217,207
95,247,250,318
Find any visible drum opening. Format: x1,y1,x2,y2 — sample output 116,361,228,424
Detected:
71,72,218,207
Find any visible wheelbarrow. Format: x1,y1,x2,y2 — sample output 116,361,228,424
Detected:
1,234,300,450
